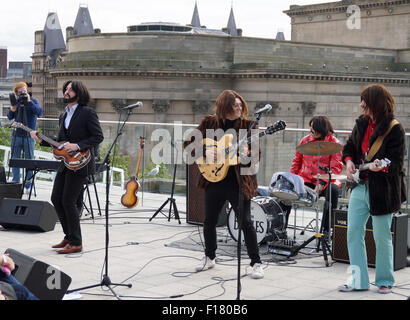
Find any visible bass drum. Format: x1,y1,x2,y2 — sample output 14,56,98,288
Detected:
228,196,286,245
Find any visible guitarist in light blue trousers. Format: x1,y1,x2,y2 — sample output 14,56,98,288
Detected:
339,84,406,294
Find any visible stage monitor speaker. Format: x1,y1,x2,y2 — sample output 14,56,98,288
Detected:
5,248,72,300
186,164,227,226
0,166,7,183
332,210,408,271
0,198,57,232
0,178,22,199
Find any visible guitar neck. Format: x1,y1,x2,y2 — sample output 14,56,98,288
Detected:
135,149,143,176
358,163,372,171
15,123,60,148
234,131,266,152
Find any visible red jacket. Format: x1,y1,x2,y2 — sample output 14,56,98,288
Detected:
290,133,343,188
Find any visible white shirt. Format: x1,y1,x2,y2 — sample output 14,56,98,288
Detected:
64,104,80,150
64,104,78,129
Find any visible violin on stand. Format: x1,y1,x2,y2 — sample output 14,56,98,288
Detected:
121,137,145,208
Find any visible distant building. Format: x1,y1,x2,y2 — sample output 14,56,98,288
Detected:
0,47,7,79
7,61,32,79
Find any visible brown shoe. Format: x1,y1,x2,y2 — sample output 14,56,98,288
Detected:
52,239,69,249
56,244,83,254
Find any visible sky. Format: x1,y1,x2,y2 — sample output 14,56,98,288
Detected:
0,0,330,62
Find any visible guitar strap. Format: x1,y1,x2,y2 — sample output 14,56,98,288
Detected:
365,119,399,162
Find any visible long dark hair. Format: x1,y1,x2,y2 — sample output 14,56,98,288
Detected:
214,90,248,122
62,80,90,106
360,84,395,123
309,116,334,139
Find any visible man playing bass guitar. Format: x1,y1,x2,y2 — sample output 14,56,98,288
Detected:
30,80,104,254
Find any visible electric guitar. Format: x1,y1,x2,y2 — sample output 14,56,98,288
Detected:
11,122,91,171
121,137,145,208
346,158,391,189
196,120,286,183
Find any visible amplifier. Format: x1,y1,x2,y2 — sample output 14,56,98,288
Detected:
332,210,408,271
186,164,227,226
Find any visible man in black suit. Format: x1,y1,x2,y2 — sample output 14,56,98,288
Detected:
31,80,104,254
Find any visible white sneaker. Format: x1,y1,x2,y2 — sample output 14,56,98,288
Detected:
195,256,215,272
251,263,264,279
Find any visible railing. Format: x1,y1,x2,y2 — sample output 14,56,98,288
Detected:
1,117,409,210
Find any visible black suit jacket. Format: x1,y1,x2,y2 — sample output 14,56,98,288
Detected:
42,105,104,177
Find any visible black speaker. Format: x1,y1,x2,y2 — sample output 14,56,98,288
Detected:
0,166,7,183
0,199,57,232
332,210,408,271
186,164,227,226
0,182,23,199
5,248,71,300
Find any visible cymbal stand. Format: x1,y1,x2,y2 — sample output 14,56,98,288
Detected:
149,141,181,224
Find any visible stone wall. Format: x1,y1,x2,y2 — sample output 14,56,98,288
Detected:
285,0,410,49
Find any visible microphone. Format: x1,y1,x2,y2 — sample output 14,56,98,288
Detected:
120,101,143,110
254,104,272,114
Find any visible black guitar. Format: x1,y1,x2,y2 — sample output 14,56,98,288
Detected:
346,158,391,189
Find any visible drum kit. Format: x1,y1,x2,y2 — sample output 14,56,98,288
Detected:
226,140,343,262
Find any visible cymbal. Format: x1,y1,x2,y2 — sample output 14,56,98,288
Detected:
318,174,347,181
296,141,342,156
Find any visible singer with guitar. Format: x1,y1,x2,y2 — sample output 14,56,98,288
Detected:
338,84,406,294
184,89,266,279
30,80,104,254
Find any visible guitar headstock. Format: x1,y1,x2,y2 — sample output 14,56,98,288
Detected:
11,122,24,129
139,136,145,149
266,120,286,135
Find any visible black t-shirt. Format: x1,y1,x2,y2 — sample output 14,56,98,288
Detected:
216,119,238,186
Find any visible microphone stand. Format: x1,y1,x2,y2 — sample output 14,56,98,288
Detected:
67,108,133,299
235,111,262,300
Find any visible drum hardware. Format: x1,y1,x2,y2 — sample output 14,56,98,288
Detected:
296,140,342,252
318,173,347,181
268,233,333,265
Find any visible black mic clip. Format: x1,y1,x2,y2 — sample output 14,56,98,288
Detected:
319,166,329,173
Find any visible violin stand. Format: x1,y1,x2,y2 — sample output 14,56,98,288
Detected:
149,161,181,224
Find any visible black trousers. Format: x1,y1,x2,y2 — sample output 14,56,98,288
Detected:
204,182,261,266
51,168,87,246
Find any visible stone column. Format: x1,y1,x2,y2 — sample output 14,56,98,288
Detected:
152,99,170,123
111,99,130,112
254,101,279,117
301,101,317,128
192,100,211,123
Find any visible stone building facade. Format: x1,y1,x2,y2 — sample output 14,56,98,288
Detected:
29,1,410,184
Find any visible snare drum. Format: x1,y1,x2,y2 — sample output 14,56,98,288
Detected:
228,196,285,244
297,186,318,206
270,176,299,201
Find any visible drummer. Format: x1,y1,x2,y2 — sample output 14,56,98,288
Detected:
288,116,343,233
